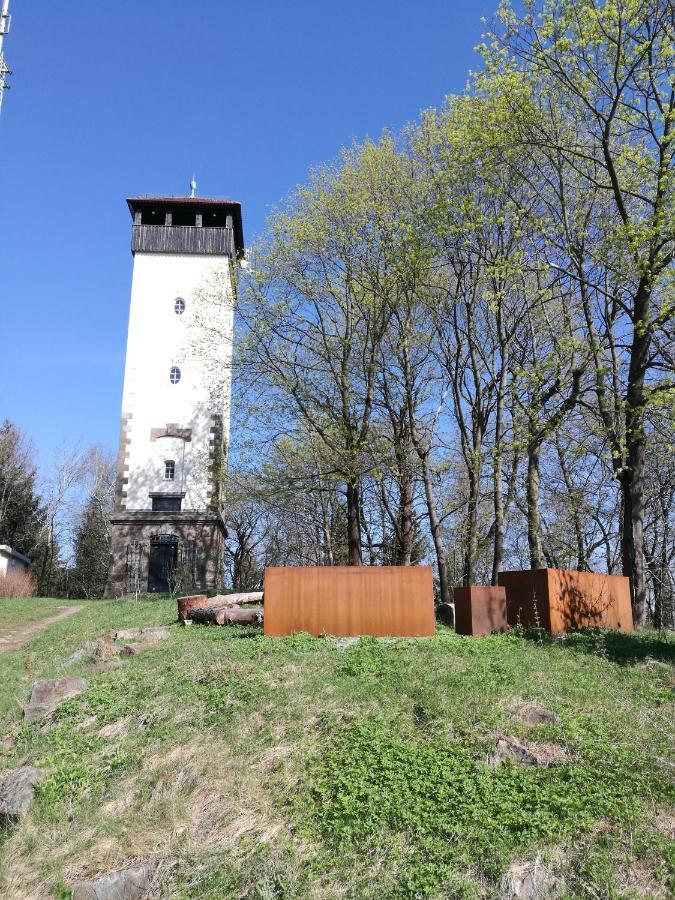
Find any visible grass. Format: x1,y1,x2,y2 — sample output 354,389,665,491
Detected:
0,598,673,898
0,597,82,639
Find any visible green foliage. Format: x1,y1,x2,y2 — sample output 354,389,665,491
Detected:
336,635,394,677
0,600,673,897
72,495,110,599
0,419,46,560
304,711,670,897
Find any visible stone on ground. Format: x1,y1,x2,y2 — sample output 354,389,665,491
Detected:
121,642,153,656
0,765,42,826
23,677,88,724
93,637,118,660
70,864,154,900
489,736,569,768
501,860,564,898
58,645,92,669
516,703,560,726
113,627,170,641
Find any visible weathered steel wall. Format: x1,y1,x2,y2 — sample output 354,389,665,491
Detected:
498,568,633,633
453,586,508,636
263,566,436,637
498,569,552,631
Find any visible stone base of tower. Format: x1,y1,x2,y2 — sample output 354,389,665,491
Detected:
105,511,226,598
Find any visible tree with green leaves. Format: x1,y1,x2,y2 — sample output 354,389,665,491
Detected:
0,419,46,564
481,0,675,623
238,139,430,566
71,447,115,599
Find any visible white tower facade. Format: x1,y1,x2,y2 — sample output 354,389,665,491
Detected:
106,195,244,596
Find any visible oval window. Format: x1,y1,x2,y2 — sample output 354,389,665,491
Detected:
174,297,186,315
169,366,181,385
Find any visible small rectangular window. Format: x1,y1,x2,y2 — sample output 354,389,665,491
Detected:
152,496,182,512
164,460,175,480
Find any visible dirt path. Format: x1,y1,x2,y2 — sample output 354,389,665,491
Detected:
0,605,84,654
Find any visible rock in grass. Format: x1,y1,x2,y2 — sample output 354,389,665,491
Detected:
58,645,92,669
0,765,42,826
517,703,560,726
22,677,88,724
93,638,118,660
489,736,569,768
501,860,564,898
113,627,170,641
113,628,140,641
70,864,154,899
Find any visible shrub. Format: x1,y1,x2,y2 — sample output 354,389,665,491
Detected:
0,569,37,598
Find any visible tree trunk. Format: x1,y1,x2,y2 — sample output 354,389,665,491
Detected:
527,444,544,569
555,441,588,570
463,464,480,585
491,359,508,586
620,441,647,627
420,449,450,605
621,283,651,627
398,470,414,566
345,478,362,566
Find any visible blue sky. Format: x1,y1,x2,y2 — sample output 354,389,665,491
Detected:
0,0,494,469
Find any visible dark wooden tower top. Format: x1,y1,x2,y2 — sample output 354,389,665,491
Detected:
127,196,244,257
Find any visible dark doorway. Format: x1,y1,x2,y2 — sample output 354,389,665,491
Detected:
148,535,178,593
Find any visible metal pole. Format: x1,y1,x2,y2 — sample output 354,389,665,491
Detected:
0,0,12,115
0,0,10,53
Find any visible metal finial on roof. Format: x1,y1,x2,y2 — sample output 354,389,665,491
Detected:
190,175,197,198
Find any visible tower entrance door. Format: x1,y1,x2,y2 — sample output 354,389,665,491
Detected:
148,535,178,593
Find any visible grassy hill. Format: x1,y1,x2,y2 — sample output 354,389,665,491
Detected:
0,597,673,898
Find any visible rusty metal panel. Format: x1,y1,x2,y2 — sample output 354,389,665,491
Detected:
498,570,552,630
263,566,436,637
498,569,633,634
547,568,633,633
454,586,508,636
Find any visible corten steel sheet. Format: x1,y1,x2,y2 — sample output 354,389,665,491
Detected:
498,569,633,634
498,569,552,631
263,566,435,637
453,586,508,636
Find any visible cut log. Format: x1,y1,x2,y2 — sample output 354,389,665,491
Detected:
188,606,264,626
210,592,264,607
177,591,264,622
225,607,263,626
177,594,208,622
189,607,228,625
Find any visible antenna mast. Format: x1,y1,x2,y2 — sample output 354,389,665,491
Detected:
0,0,12,116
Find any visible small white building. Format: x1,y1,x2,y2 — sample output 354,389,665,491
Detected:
0,544,31,577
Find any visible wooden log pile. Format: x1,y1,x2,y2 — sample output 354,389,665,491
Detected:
177,592,264,627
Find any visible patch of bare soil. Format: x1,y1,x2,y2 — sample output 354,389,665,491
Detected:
0,606,83,654
616,862,671,899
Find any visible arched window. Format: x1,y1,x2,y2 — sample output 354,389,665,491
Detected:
164,459,175,480
169,366,181,385
174,297,186,315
